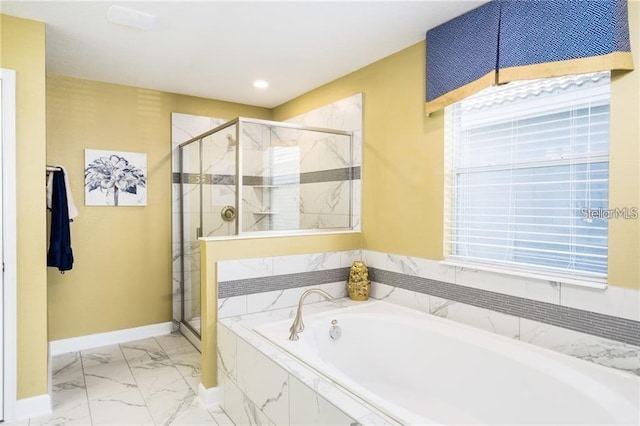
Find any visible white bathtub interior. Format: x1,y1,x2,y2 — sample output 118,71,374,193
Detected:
254,300,640,425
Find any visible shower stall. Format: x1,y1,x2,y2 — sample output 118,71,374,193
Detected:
176,117,354,343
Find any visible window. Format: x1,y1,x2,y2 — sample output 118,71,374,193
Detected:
445,72,610,283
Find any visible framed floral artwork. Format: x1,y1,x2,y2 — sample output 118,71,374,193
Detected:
84,149,147,206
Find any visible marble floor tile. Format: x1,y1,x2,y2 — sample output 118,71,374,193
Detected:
32,380,92,426
83,360,139,401
20,333,223,426
132,364,196,425
155,333,198,358
81,344,127,369
208,405,235,426
88,388,154,425
169,397,218,425
170,351,201,379
51,352,83,385
121,338,174,374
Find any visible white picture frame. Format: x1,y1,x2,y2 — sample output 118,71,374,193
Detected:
84,149,147,206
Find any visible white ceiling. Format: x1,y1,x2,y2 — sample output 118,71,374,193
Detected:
0,1,485,108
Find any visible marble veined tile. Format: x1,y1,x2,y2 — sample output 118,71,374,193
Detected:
361,250,387,269
168,396,217,425
430,296,520,339
316,281,349,299
170,351,201,389
340,249,362,267
31,375,92,426
236,337,289,424
218,295,248,318
370,282,398,301
222,372,273,426
247,287,313,314
155,333,199,358
289,375,355,426
218,257,274,282
520,318,640,376
51,351,83,384
385,253,423,276
208,405,235,426
218,323,238,380
375,284,430,314
43,332,214,426
30,385,91,426
81,343,126,369
272,251,342,276
300,181,350,216
134,366,196,425
455,266,560,304
88,388,153,426
171,113,225,146
83,360,138,401
560,284,640,322
120,338,173,372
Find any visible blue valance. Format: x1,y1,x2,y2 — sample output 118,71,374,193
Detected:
425,0,634,115
425,2,501,112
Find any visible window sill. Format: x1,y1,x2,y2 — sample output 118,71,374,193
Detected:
440,259,608,290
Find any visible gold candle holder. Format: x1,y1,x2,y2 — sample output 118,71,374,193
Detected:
347,260,370,301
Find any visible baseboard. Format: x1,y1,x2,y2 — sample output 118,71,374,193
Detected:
198,383,219,407
49,322,173,356
15,393,52,420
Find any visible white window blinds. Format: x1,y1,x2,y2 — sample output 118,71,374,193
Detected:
445,71,610,280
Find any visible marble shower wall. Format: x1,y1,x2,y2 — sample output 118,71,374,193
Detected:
282,93,363,230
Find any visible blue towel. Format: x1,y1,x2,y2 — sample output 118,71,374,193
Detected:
47,170,74,271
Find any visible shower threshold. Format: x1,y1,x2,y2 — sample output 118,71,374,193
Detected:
179,318,202,352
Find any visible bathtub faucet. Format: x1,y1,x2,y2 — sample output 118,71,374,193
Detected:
289,289,337,341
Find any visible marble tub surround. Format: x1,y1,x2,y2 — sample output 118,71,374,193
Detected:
217,250,361,318
20,333,232,426
362,250,640,376
218,300,395,426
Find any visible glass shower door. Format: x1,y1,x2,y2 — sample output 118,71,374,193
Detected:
180,140,203,336
179,122,238,340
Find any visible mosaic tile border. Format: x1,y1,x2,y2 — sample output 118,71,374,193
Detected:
218,267,351,299
172,166,361,186
369,267,640,346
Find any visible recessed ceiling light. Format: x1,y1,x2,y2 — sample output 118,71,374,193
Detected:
107,5,156,31
253,80,269,89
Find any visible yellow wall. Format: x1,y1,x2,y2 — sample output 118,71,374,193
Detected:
200,232,362,387
274,2,640,290
0,14,48,399
273,43,445,260
46,75,271,341
4,0,639,403
608,1,640,289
